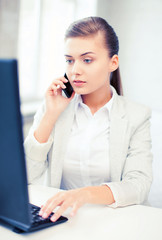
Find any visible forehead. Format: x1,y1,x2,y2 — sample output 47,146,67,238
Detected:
64,33,107,55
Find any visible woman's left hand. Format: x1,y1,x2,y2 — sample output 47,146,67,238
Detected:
39,188,90,222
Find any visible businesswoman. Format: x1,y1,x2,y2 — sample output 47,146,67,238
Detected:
24,16,153,222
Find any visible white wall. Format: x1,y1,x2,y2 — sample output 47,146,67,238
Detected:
97,0,162,110
0,0,20,58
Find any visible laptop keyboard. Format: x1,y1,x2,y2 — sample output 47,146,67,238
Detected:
30,204,54,227
13,204,68,233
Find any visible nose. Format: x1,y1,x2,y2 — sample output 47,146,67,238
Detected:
71,60,82,75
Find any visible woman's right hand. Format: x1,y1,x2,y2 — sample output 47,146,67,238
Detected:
45,76,75,117
34,76,75,143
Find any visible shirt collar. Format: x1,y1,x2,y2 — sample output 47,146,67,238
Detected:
74,94,83,114
74,86,114,116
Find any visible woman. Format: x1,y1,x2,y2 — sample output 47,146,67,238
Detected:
24,16,152,222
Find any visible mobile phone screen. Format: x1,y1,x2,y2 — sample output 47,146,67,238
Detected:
63,74,74,98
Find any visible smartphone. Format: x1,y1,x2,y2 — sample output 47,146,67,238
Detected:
63,73,74,98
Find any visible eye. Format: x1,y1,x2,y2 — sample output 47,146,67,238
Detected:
66,59,73,64
84,59,92,63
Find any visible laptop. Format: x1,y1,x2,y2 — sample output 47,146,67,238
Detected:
0,59,68,233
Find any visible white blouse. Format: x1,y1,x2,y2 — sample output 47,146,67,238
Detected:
60,94,113,190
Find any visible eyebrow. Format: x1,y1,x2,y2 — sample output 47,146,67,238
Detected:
64,52,95,57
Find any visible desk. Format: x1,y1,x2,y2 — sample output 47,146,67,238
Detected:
1,184,162,240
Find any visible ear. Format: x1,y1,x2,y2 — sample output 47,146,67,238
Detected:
109,54,119,72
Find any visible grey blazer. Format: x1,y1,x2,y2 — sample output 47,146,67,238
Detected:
24,87,153,207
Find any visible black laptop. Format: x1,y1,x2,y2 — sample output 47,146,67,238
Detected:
0,59,68,233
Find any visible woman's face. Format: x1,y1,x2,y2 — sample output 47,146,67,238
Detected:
64,32,118,97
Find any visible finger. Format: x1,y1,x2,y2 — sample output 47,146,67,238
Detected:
51,81,66,90
56,76,69,83
40,192,67,217
52,85,60,96
62,76,69,83
48,83,64,96
56,84,60,89
39,197,63,218
47,86,57,96
50,201,69,222
53,77,68,86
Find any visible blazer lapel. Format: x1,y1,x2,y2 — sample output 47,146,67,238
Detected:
50,99,75,187
109,89,128,182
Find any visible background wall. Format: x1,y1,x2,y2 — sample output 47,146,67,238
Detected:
0,0,20,58
97,0,162,110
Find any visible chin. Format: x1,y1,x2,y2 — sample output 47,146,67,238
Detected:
73,88,87,95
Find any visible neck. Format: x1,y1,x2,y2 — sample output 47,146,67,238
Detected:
81,85,112,115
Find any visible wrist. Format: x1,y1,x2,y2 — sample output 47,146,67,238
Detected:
34,112,58,143
43,110,60,125
82,185,115,205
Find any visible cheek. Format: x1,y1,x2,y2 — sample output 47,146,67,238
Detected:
87,63,109,80
85,63,102,77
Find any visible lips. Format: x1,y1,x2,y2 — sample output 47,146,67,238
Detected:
73,80,86,86
73,80,86,83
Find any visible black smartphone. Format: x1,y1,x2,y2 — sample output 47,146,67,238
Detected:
63,73,74,98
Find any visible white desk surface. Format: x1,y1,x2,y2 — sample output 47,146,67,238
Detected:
1,184,162,240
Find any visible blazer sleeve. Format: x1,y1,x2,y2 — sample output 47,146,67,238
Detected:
104,107,153,207
24,102,54,184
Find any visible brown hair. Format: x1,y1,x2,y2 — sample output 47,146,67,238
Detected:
65,16,123,95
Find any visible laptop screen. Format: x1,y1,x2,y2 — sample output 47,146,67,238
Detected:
0,59,31,230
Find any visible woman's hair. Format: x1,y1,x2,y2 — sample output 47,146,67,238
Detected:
65,16,123,95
